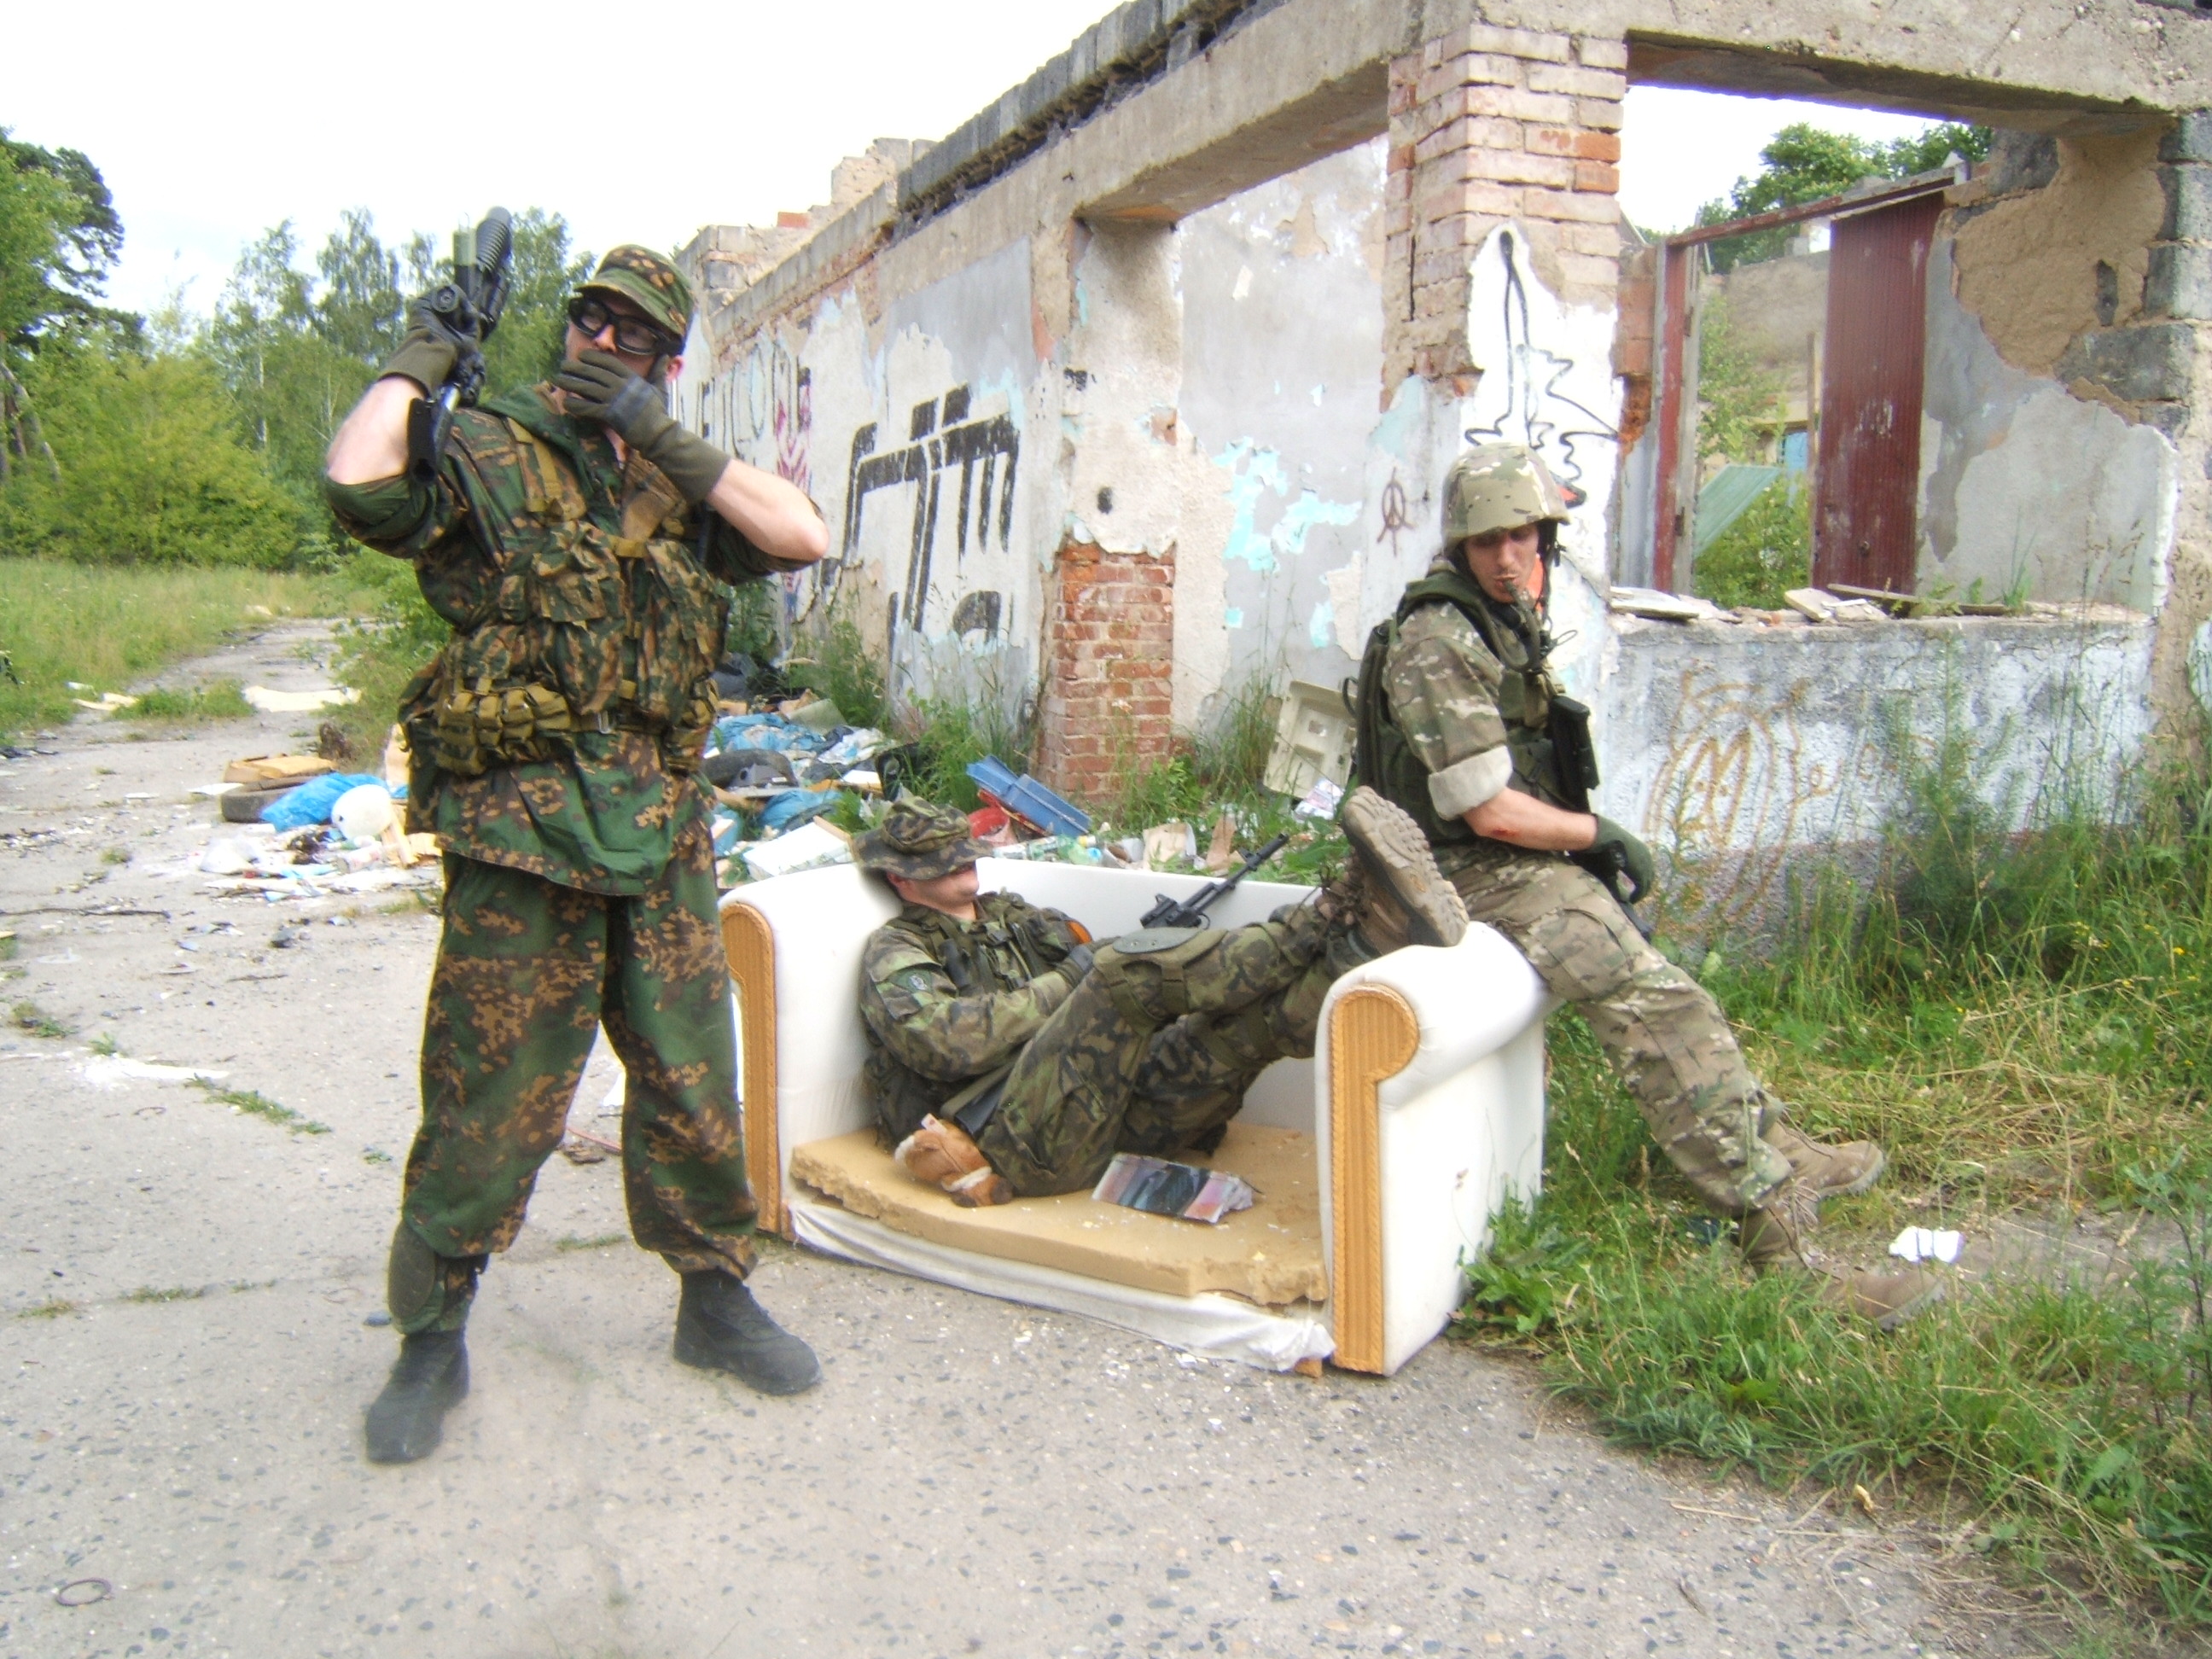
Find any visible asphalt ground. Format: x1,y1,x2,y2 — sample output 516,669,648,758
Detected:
0,625,1997,1659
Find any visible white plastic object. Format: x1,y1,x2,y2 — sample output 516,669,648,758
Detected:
1888,1226,1964,1264
331,783,396,842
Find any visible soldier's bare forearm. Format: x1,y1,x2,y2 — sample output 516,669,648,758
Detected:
706,459,829,568
1464,787,1598,853
326,375,424,486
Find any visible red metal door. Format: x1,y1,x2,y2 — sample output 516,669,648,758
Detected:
1813,195,1941,592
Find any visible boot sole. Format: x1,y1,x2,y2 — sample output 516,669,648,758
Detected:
364,1357,469,1464
672,1325,823,1395
1342,792,1467,948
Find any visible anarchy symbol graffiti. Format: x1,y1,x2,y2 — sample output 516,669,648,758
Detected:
1377,474,1412,559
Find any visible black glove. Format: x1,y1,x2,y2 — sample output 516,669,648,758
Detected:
1577,815,1655,906
554,348,729,503
380,290,481,393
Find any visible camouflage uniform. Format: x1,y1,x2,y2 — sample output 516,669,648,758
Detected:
855,801,1365,1197
1362,448,1793,1215
328,247,789,1332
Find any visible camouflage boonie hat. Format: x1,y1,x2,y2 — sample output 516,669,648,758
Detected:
1441,444,1571,544
853,798,991,881
579,245,694,342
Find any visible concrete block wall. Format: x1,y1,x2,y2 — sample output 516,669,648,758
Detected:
1384,23,1625,393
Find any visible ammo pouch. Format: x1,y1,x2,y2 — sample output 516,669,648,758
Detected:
1545,694,1601,815
661,680,719,777
431,677,575,777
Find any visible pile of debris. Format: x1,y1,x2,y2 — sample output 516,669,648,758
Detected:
191,742,438,902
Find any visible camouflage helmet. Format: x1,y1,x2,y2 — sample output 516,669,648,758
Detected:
853,797,992,882
579,245,694,344
1441,444,1571,544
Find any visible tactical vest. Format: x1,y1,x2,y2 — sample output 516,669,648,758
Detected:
403,414,729,778
864,896,1080,1145
1352,564,1570,847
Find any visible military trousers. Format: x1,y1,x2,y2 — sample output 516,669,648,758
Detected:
977,905,1358,1197
1445,845,1791,1214
392,821,756,1332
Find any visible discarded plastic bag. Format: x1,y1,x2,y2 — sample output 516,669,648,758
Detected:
261,773,384,831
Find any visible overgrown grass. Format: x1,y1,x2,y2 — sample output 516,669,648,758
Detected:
11,999,70,1039
0,556,381,742
1458,727,2212,1636
114,678,254,725
329,550,450,760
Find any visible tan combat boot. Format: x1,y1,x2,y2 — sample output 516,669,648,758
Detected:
1738,1179,1944,1333
1766,1121,1887,1199
894,1115,1013,1207
1336,788,1468,952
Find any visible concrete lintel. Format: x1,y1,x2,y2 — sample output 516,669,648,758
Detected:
1626,37,2172,133
1081,63,1390,223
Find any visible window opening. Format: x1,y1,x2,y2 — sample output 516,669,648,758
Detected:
1649,166,1961,600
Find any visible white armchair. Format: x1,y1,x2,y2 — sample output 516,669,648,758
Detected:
719,858,1548,1374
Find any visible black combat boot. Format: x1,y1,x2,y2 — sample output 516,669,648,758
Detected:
364,1329,469,1464
673,1272,822,1395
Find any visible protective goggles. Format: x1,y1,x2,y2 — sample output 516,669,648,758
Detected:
566,294,682,358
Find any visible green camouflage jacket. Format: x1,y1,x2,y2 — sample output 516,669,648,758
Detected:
326,382,784,894
1380,560,1569,871
859,892,1087,1144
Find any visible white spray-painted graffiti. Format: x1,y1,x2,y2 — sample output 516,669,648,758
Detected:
698,335,830,626
1460,226,1619,511
843,385,1021,642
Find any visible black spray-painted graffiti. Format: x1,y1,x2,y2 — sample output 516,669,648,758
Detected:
843,384,1019,638
1463,228,1617,507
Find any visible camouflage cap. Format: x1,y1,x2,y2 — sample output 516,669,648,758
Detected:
579,245,694,343
853,798,992,882
1441,444,1571,544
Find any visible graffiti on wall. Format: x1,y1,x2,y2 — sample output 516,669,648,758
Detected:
843,384,1020,640
1461,228,1618,509
700,336,832,626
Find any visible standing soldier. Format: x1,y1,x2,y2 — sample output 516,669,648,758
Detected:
324,245,830,1464
1353,444,1941,1327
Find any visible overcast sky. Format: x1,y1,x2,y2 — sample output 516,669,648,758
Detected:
3,3,1959,319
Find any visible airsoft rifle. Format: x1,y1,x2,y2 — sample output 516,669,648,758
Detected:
1139,833,1290,930
406,207,514,486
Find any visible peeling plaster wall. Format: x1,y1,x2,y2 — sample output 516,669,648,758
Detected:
1599,611,2155,939
1918,137,2183,614
1174,141,1387,721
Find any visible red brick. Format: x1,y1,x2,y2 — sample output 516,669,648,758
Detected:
1420,23,1569,67
1519,189,1621,224
1559,220,1627,256
1574,160,1621,193
1418,181,1520,224
1527,126,1621,162
1576,97,1624,131
1412,116,1526,164
1415,54,1522,105
1524,62,1627,98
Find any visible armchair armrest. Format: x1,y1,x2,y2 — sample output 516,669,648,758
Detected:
1317,926,1551,1375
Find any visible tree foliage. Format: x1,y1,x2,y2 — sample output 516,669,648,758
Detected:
0,120,596,570
1695,121,1994,271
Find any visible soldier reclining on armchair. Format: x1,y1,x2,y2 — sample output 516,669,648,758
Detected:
854,791,1466,1204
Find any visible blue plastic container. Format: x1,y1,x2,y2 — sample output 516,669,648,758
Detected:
964,756,1091,838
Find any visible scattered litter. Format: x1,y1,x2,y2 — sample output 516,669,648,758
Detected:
1093,1153,1254,1225
967,755,1091,838
79,1057,227,1089
1206,812,1237,874
1264,680,1355,797
71,691,138,713
1888,1226,1964,1265
261,773,384,831
242,685,360,713
789,696,846,735
741,820,853,881
1293,777,1344,820
330,783,396,842
224,754,335,786
1143,821,1197,868
1783,587,1887,626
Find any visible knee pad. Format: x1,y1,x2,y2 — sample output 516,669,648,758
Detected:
1095,928,1220,1025
387,1221,482,1336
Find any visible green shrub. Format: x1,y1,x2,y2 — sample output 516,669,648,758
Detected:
0,347,306,567
1691,475,1809,610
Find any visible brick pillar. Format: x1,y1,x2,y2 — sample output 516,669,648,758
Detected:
2145,111,2211,738
1039,540,1177,803
1036,222,1184,807
1384,25,1627,396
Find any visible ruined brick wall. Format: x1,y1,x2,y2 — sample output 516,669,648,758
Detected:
1384,23,1626,393
1038,542,1178,801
